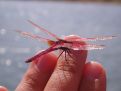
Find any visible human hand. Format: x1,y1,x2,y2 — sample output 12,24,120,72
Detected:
0,35,106,91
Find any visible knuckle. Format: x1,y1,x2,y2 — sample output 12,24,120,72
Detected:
57,58,78,73
24,70,40,88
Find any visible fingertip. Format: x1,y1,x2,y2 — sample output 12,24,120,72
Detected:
64,35,87,45
80,61,106,91
64,35,87,62
84,61,106,79
0,86,8,91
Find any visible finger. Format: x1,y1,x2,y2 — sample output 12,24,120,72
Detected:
15,53,57,91
44,35,88,91
79,61,106,91
0,86,8,91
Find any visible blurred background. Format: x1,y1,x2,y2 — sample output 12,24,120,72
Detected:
0,0,121,91
1,0,121,2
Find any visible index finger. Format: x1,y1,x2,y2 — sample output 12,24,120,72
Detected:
44,35,88,91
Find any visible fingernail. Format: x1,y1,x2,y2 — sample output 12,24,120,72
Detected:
34,53,57,73
95,78,100,90
84,61,103,80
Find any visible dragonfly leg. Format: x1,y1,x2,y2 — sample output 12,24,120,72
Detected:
64,50,68,61
57,50,64,61
67,50,75,61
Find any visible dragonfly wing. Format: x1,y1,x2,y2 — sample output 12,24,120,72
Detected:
83,35,116,41
28,20,60,40
16,30,51,42
71,44,105,50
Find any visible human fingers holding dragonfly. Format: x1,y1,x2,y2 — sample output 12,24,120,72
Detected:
1,20,116,91
15,35,106,91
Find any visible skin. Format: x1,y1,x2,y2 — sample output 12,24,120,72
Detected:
0,35,106,91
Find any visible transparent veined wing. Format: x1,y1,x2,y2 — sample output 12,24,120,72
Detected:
27,20,60,40
70,44,105,50
16,30,53,42
75,35,116,41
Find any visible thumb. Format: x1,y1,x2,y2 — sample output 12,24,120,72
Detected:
0,86,8,91
15,53,57,91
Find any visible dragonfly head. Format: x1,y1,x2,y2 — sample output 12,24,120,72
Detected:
48,40,56,46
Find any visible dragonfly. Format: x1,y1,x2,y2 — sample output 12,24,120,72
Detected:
16,20,116,63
